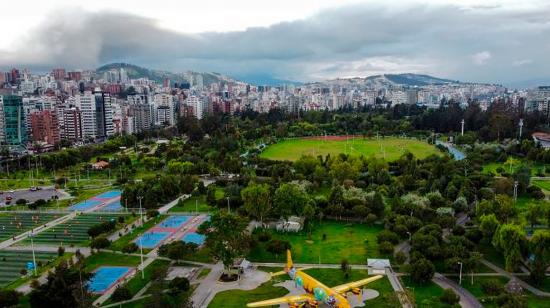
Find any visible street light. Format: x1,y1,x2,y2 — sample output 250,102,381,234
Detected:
458,261,463,285
518,118,523,141
226,197,230,213
29,231,37,276
406,231,411,242
137,196,144,279
513,181,519,202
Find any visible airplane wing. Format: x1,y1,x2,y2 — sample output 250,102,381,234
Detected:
247,294,313,307
331,275,384,294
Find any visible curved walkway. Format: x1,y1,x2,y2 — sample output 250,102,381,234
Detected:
481,259,550,297
433,273,482,308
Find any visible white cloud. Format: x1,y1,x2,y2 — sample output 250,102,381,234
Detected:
471,51,492,65
512,59,533,66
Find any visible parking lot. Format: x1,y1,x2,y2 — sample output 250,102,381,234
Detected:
0,186,69,206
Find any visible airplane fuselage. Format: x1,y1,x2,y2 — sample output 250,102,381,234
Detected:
289,269,351,308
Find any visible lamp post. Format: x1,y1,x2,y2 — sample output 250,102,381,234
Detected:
514,181,519,203
30,232,37,276
137,196,144,279
458,261,463,285
226,197,230,213
518,118,523,141
461,119,465,136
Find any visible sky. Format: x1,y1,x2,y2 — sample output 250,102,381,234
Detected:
1,0,549,85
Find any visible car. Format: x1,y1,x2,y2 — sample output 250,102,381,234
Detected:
37,186,42,190
8,190,14,193
6,196,12,201
30,187,37,191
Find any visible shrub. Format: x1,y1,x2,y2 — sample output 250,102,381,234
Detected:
16,198,27,205
0,290,21,307
481,279,504,295
57,246,65,256
266,239,291,255
452,225,465,236
146,209,159,218
257,232,271,242
168,277,190,294
111,287,132,302
90,236,110,250
378,241,394,255
87,220,116,238
439,289,459,305
377,230,400,245
394,251,407,265
122,243,138,253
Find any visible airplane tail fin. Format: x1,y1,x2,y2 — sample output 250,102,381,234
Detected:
286,249,293,269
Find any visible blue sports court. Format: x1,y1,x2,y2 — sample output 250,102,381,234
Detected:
134,231,171,248
182,232,205,245
88,266,131,293
158,215,191,229
69,200,102,211
95,190,122,199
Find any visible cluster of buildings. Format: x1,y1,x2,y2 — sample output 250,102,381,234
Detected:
0,66,547,153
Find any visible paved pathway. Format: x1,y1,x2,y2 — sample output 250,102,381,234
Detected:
480,259,550,297
386,268,413,308
432,273,482,308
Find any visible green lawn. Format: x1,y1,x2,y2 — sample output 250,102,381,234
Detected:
260,137,439,162
404,280,449,308
532,179,550,191
83,252,141,272
483,161,549,177
197,267,211,279
248,221,384,264
207,279,289,308
169,195,214,213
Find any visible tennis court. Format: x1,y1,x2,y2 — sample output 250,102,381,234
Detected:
134,231,171,249
0,250,58,287
100,200,122,211
182,232,205,245
95,190,122,200
88,266,132,293
158,215,190,229
69,199,102,211
0,213,60,241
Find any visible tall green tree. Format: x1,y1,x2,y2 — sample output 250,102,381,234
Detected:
492,224,526,272
529,230,550,285
273,183,312,219
241,183,271,223
198,211,249,273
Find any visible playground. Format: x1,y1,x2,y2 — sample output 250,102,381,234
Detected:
260,136,439,162
88,266,134,294
23,213,127,246
0,213,60,241
68,190,122,212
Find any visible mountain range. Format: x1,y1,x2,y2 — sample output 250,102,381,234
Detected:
95,63,511,88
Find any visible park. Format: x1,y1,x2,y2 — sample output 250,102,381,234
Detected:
259,136,440,161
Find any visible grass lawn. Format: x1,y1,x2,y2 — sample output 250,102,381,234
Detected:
197,267,211,279
532,179,550,191
208,280,288,308
169,195,214,213
403,280,448,308
83,252,141,272
248,221,384,264
483,161,549,177
477,244,506,270
260,137,439,162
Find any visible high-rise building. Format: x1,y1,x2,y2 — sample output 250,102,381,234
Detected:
0,95,27,146
29,110,60,145
67,71,82,81
93,88,114,140
61,108,83,142
76,91,96,139
52,68,66,80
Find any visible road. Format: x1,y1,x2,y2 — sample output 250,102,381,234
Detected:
432,273,482,308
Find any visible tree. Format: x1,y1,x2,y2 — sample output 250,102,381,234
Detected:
29,261,93,308
206,185,218,206
0,290,21,307
90,236,110,251
439,289,459,305
168,277,190,295
111,287,132,302
529,230,550,285
479,214,500,241
526,203,544,230
409,258,435,284
492,224,526,272
273,183,312,219
198,211,249,273
241,183,271,224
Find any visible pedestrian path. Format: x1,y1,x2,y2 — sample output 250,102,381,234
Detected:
433,273,482,308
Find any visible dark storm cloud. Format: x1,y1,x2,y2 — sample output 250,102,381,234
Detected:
1,3,550,83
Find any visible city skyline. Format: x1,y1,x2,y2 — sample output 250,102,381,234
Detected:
1,0,550,87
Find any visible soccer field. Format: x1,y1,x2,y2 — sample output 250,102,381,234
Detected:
260,136,439,161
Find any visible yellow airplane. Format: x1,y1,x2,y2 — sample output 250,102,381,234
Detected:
247,250,383,308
